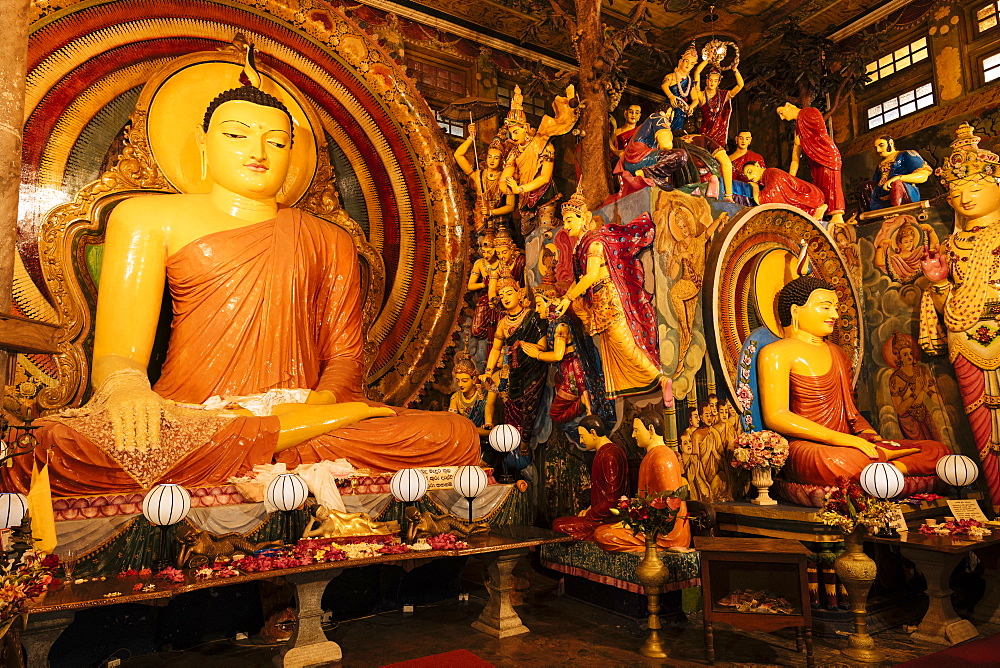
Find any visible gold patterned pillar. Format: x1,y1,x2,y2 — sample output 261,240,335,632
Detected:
0,0,31,384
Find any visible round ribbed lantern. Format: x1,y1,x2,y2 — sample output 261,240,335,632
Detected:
488,424,521,453
142,484,192,526
0,493,27,529
266,473,310,512
454,465,488,523
390,468,428,503
936,454,979,489
859,463,905,500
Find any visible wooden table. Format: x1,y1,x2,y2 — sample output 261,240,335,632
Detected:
25,526,572,667
866,527,1000,645
695,536,813,667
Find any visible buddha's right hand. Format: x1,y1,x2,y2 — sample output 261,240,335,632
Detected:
838,435,879,460
105,385,165,453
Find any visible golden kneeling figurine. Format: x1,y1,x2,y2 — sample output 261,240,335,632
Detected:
403,506,490,542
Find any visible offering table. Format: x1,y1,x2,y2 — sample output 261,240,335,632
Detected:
865,528,1000,645
25,526,571,667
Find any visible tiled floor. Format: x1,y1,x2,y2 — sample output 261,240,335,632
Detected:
122,564,998,667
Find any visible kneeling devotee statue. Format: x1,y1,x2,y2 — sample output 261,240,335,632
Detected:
758,276,948,487
552,415,629,541
594,410,691,553
3,69,479,495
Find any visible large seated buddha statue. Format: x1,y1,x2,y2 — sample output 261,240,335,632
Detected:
3,56,479,496
758,276,949,491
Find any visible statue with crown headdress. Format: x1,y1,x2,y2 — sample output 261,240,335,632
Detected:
499,85,579,235
921,122,1000,509
448,356,496,436
482,277,547,446
661,43,700,133
555,184,668,403
468,230,504,344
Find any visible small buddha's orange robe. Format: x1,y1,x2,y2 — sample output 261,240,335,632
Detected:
593,445,691,553
4,209,479,495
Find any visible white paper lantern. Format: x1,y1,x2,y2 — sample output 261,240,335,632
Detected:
142,484,192,526
0,493,27,529
489,424,521,453
936,454,979,487
859,463,905,499
266,473,309,512
390,468,428,503
453,465,488,499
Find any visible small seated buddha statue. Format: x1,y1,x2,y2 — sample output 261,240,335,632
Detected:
593,409,691,553
551,415,629,541
758,276,950,487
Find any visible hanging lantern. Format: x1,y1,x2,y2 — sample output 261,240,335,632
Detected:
390,468,428,503
0,493,27,530
859,463,905,500
489,424,521,453
453,466,488,499
266,473,309,512
936,454,979,488
141,484,192,526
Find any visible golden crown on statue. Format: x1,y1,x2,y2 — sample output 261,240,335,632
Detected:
938,122,1000,185
561,183,588,217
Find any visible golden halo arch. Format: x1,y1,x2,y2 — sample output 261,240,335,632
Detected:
703,204,864,402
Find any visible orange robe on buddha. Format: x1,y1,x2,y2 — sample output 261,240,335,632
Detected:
3,209,479,496
593,445,691,553
780,343,950,486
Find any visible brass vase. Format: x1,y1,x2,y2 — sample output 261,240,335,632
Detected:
635,534,668,658
833,526,882,663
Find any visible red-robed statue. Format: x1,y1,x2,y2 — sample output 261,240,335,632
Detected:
552,415,629,541
777,103,845,226
742,162,828,219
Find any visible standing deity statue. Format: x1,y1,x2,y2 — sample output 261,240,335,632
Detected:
759,276,949,490
921,123,1000,507
3,51,480,495
693,65,744,146
448,356,496,437
777,102,845,226
500,85,578,234
493,226,525,285
483,278,546,444
863,134,932,211
556,188,668,402
468,232,503,342
661,44,699,133
454,123,515,232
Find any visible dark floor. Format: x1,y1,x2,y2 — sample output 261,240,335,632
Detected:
119,564,998,668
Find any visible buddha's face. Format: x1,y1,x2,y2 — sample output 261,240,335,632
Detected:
455,372,476,394
562,210,588,238
736,131,752,150
625,104,642,124
498,285,521,310
793,288,839,337
632,418,652,448
874,138,894,158
486,148,503,170
578,426,603,451
948,176,1000,221
202,100,291,199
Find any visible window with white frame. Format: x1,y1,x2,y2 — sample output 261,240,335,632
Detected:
978,1,1000,32
865,37,929,84
434,110,465,138
866,83,934,129
984,51,1000,83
